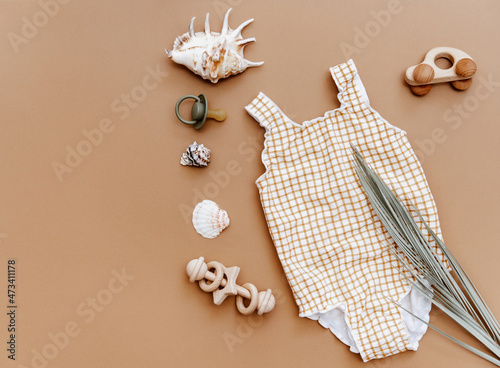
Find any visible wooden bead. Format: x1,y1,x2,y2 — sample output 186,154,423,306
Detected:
186,257,208,282
455,58,476,78
236,283,259,315
257,289,276,315
451,78,473,91
413,64,435,84
199,261,224,292
410,84,432,96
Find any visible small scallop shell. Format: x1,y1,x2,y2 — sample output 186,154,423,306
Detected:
192,200,230,239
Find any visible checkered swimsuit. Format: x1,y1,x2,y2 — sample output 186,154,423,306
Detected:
245,60,443,361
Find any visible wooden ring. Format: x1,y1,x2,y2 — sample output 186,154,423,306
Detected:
199,261,224,292
236,283,259,315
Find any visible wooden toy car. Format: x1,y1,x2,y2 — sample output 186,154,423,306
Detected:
405,47,477,96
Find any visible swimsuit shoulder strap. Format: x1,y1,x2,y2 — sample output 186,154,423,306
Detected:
330,59,371,112
245,92,288,131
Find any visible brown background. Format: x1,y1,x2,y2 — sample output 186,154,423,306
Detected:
1,0,500,367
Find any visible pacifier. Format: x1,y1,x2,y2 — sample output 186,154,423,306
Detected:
175,94,227,130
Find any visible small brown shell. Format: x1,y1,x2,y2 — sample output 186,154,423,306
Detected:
180,141,211,167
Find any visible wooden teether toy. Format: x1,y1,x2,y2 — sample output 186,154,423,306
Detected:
186,257,275,315
405,47,477,96
175,94,227,130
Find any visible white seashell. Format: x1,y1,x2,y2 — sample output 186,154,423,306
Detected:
192,200,230,239
166,8,263,83
180,141,211,167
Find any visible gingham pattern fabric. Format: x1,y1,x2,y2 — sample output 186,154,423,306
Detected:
245,60,444,361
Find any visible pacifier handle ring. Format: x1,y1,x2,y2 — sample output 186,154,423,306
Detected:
175,95,200,126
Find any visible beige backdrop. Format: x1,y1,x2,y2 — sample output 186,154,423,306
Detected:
1,0,500,367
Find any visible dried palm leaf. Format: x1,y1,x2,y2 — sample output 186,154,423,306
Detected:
351,145,500,366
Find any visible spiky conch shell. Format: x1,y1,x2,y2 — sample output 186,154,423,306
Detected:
165,8,263,83
192,200,230,239
180,141,211,167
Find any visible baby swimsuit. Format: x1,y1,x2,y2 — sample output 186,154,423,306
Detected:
245,60,444,361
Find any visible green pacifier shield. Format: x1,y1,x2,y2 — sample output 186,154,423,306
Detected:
175,94,208,130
